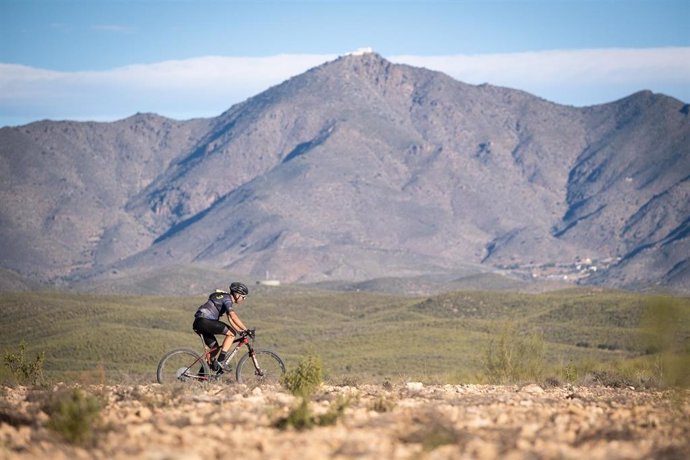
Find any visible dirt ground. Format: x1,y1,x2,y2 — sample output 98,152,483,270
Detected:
1,382,689,459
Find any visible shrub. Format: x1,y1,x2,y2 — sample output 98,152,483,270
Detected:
316,394,352,426
483,322,545,384
276,394,352,430
275,398,313,430
3,340,45,385
370,395,397,413
46,388,102,445
641,297,690,387
400,410,463,452
281,354,323,397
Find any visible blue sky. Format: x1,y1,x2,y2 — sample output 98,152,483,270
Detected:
1,0,689,127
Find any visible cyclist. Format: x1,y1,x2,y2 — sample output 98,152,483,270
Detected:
193,281,250,371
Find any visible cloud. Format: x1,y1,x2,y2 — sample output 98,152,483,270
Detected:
0,55,335,125
1,48,688,127
394,48,690,84
392,48,690,105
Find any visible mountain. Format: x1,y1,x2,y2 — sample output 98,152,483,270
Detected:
1,52,688,293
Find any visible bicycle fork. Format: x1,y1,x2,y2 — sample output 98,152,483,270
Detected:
246,346,264,376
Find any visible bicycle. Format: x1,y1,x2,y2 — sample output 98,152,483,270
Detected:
156,328,285,385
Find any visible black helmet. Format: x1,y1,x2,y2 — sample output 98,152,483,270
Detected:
229,282,249,296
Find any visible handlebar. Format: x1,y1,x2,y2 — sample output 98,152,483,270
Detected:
239,328,256,340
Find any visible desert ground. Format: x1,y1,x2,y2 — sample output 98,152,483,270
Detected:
1,382,689,459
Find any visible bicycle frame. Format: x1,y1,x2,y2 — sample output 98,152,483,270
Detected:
157,328,284,385
197,331,261,379
200,333,252,367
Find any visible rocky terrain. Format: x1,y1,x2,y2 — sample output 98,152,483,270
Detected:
1,383,688,459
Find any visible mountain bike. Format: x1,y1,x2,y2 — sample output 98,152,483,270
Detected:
156,328,285,385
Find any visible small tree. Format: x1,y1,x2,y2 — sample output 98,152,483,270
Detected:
484,322,545,384
281,353,323,397
47,388,102,445
3,340,45,385
276,353,351,430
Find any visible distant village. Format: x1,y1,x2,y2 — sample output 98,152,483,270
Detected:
497,257,621,282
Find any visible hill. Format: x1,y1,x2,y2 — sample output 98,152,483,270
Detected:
1,52,688,293
1,287,688,384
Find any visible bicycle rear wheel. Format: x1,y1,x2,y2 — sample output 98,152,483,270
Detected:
157,348,210,384
236,350,286,385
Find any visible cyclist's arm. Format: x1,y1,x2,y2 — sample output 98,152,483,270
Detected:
227,311,248,333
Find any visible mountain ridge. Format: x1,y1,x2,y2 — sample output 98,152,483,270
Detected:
1,53,688,293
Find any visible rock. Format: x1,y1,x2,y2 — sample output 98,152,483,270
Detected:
405,382,424,392
0,383,686,460
520,384,544,394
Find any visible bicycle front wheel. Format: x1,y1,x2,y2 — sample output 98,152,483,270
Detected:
157,348,210,384
236,349,285,385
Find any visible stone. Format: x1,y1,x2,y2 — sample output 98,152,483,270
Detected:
0,383,685,460
520,384,545,394
405,382,424,392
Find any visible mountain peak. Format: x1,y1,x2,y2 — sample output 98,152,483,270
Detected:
345,47,375,56
1,52,688,293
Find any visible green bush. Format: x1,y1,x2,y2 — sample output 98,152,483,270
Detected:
3,340,45,385
483,322,545,384
46,388,102,445
281,354,323,397
316,394,352,426
370,395,397,413
274,394,352,430
275,398,313,431
641,298,690,387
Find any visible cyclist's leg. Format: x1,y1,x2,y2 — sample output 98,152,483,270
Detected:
194,317,235,366
192,318,223,361
219,323,239,355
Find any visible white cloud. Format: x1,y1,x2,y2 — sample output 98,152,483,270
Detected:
394,48,690,84
392,48,690,106
1,48,688,127
0,55,336,125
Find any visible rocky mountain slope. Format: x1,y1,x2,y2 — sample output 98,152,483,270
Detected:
0,52,688,292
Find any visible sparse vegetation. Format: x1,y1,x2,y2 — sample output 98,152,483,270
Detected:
274,352,354,430
45,387,103,445
483,322,546,384
370,394,397,413
1,382,685,458
641,297,690,387
281,353,323,397
400,409,464,452
0,288,688,386
275,394,353,430
3,340,45,385
275,397,314,430
316,394,353,426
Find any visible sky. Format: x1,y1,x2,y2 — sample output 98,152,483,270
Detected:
1,0,689,127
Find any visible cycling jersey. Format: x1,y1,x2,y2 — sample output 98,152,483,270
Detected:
194,291,234,320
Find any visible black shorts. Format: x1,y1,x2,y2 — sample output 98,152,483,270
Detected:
193,317,233,335
193,317,238,349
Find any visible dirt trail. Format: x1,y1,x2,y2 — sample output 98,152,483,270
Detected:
1,383,689,459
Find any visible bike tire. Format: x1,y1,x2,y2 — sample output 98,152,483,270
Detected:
236,349,286,385
156,348,210,384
